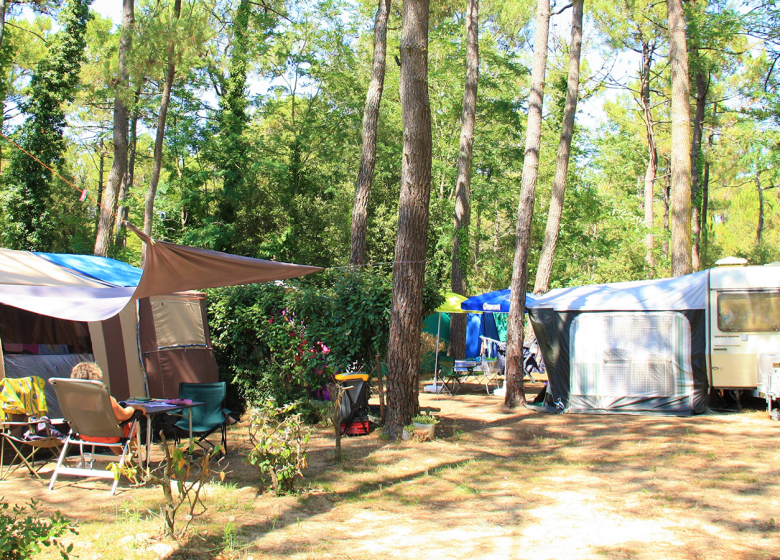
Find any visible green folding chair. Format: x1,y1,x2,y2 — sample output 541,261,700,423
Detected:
438,357,467,395
174,382,236,454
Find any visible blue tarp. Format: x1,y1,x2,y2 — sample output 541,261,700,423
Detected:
466,314,482,358
35,253,142,288
461,289,536,313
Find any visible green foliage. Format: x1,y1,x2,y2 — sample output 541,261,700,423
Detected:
412,414,438,425
0,499,77,560
117,437,222,538
208,268,443,408
245,399,312,495
1,0,91,251
207,282,337,407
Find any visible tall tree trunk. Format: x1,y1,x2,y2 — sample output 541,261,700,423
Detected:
142,0,181,265
474,204,481,271
213,0,250,250
533,0,582,295
115,92,141,248
385,0,432,438
701,159,709,256
450,0,479,359
0,0,7,49
505,0,550,409
756,170,764,246
690,70,708,271
701,102,715,258
95,0,134,257
349,0,391,266
663,161,671,258
667,0,692,277
638,40,657,270
96,139,105,230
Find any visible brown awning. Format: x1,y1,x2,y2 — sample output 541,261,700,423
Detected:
0,226,322,322
129,224,322,299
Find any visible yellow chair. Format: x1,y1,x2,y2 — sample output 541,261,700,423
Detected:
0,376,63,483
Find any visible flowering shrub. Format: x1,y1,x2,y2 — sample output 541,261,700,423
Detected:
264,307,337,399
208,283,338,408
208,269,443,410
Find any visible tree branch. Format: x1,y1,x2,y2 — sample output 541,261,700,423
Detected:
5,21,49,44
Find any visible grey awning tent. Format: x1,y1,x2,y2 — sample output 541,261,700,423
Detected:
527,272,709,415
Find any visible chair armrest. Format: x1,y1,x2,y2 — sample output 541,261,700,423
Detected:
119,409,144,428
223,408,239,426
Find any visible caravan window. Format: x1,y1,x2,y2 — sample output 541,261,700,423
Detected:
718,291,780,332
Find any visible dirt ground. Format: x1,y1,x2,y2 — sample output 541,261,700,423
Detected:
4,380,780,560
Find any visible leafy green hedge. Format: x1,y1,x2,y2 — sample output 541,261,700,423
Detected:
207,269,443,409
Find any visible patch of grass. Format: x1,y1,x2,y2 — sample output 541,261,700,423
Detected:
373,427,391,441
205,481,243,513
454,483,479,495
116,498,146,523
718,471,760,484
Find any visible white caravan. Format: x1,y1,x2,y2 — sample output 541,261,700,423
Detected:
708,260,780,405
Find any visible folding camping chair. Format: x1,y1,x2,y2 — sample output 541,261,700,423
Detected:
0,377,64,483
174,382,235,454
438,356,467,395
523,340,544,382
48,378,142,495
334,372,371,434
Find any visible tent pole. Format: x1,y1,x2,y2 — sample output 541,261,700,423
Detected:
434,313,441,396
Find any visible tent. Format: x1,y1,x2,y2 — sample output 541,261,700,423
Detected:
461,288,536,313
526,272,709,415
0,230,321,412
424,293,473,393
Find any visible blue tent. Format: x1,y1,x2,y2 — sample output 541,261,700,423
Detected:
465,312,500,358
35,253,142,287
461,289,535,313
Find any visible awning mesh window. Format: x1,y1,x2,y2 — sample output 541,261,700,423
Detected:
150,296,206,349
570,312,693,398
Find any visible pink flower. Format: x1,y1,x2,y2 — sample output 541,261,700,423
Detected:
268,318,274,324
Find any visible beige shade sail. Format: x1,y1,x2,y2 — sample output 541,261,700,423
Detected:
0,226,323,322
0,248,105,287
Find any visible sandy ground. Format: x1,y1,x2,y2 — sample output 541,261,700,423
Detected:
3,380,780,560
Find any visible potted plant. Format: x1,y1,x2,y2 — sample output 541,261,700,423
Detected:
402,424,417,441
412,414,438,440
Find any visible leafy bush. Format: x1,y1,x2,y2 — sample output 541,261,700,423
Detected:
245,399,312,495
412,414,438,425
0,499,76,560
208,269,443,409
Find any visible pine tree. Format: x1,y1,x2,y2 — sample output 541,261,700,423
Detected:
2,0,91,251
